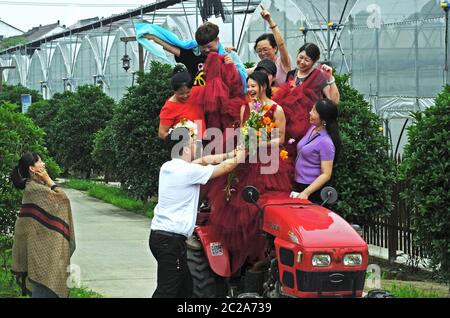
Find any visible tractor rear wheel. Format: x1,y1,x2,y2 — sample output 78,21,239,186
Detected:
187,247,227,298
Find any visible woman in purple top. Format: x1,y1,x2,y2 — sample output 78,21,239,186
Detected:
292,98,341,203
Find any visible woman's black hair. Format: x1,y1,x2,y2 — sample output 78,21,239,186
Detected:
254,33,277,52
171,64,192,91
248,71,272,99
315,99,342,160
298,42,321,62
10,152,41,190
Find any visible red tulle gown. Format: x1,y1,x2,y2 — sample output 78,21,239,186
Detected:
208,103,294,274
273,67,329,157
195,52,245,138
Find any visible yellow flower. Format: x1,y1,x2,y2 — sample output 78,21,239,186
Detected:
379,127,384,132
280,150,289,160
241,127,248,135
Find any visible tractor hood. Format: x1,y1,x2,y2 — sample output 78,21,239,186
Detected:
260,194,366,249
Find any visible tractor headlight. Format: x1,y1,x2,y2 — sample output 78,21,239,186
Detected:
312,254,331,267
344,253,363,266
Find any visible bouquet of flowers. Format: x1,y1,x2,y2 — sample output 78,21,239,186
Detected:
241,99,276,149
172,118,198,138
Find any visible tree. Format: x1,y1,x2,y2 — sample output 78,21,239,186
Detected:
112,62,172,200
0,83,42,108
332,74,396,224
49,85,114,178
400,85,450,284
0,35,27,50
0,102,60,237
91,124,118,182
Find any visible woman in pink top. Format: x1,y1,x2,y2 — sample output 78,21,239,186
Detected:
292,98,342,203
253,5,291,87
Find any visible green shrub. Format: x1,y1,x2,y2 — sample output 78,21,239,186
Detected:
333,74,396,223
92,124,118,182
0,102,60,237
47,86,114,178
0,83,42,107
112,62,172,200
400,85,450,284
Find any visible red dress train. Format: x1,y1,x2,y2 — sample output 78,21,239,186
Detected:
207,104,294,274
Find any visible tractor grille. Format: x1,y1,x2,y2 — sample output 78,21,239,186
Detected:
279,248,294,267
282,271,295,288
296,270,365,293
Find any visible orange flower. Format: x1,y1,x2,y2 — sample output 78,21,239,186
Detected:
263,105,271,112
280,150,289,160
256,130,262,137
263,117,272,125
266,126,272,133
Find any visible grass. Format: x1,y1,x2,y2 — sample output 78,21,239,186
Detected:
62,179,156,218
386,282,442,298
69,287,103,298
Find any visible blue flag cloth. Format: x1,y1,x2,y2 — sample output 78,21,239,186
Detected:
134,23,247,92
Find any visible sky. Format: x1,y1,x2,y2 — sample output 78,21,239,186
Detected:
0,0,154,32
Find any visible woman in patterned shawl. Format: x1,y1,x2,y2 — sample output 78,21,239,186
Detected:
10,152,75,298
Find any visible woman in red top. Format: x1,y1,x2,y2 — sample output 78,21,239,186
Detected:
158,64,206,140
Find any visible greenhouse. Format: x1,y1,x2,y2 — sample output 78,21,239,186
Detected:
0,0,449,153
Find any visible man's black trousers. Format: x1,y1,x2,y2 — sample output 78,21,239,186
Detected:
149,230,193,298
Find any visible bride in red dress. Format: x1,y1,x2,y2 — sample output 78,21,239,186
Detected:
207,71,293,274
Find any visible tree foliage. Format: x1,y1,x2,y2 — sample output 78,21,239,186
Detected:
91,124,118,182
27,86,114,177
111,62,172,199
0,102,60,237
333,74,396,224
0,35,27,50
400,85,450,283
0,83,42,108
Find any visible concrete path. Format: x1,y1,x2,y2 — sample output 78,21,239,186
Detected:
66,187,157,298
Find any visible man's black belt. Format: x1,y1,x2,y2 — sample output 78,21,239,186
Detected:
152,230,187,239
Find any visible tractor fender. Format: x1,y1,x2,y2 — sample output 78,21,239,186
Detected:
194,225,232,277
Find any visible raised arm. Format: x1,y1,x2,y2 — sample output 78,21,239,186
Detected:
144,34,181,57
260,5,291,73
321,64,340,104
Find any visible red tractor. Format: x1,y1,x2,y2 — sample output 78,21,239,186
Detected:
187,186,369,298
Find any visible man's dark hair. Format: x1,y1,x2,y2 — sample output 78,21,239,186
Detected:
195,22,219,45
165,127,191,159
